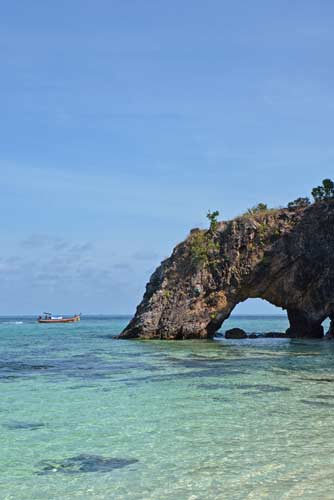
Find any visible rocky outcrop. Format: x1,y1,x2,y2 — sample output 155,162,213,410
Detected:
225,328,247,339
119,202,334,340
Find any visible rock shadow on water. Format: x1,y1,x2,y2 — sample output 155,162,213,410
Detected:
301,399,334,408
97,334,120,340
168,355,283,372
65,360,161,382
71,354,102,362
212,396,231,403
67,384,99,390
120,365,250,387
235,383,290,394
0,375,20,383
36,454,138,475
4,421,45,430
296,376,334,383
167,357,249,376
197,383,226,390
168,357,227,369
0,361,54,372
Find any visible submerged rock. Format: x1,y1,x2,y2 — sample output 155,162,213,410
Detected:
36,454,138,475
225,328,247,339
119,202,334,340
4,421,45,430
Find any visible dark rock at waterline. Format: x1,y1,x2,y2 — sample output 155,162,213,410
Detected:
255,331,288,338
225,328,247,339
263,331,288,338
119,202,334,340
36,454,138,475
214,329,288,339
223,329,287,339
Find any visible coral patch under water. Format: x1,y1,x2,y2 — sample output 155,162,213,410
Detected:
36,454,139,475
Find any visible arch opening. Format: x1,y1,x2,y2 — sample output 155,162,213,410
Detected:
215,298,288,338
233,298,283,316
322,317,332,336
208,299,331,339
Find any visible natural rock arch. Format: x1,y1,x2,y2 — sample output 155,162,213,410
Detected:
119,202,334,339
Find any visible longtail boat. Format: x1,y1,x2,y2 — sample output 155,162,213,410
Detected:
37,313,81,324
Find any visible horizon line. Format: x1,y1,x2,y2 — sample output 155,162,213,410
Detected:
0,313,287,317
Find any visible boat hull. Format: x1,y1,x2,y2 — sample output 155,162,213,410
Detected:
37,316,81,324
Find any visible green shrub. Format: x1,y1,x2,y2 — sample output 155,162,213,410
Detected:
189,231,220,267
247,203,268,215
287,197,310,210
323,178,334,199
206,210,220,232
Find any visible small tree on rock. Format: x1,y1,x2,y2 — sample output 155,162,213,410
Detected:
311,178,334,202
206,210,220,232
322,178,334,199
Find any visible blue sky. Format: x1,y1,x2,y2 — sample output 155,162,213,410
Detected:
1,0,334,314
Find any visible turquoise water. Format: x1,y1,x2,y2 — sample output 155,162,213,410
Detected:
1,315,334,499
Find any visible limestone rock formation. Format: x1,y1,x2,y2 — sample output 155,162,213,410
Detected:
119,202,334,339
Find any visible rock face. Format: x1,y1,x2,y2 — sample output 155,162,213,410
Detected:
119,202,334,340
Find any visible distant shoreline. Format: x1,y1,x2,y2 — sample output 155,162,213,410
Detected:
0,313,286,318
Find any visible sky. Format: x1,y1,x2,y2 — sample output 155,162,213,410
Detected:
1,0,334,315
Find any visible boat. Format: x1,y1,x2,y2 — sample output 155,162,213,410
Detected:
37,313,81,323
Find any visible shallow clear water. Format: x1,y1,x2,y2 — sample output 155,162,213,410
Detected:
1,315,334,499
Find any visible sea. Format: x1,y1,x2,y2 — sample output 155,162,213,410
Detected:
1,315,334,500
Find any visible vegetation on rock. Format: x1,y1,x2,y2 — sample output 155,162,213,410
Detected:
287,197,311,210
247,203,268,214
188,210,221,267
311,178,334,202
206,210,220,232
189,230,220,267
